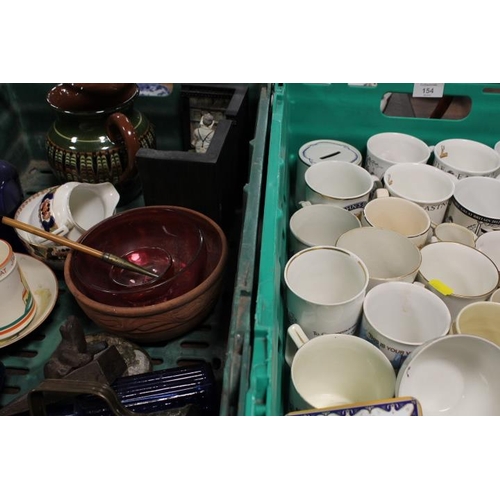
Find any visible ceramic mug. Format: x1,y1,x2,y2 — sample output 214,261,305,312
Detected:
304,161,381,216
453,301,500,348
417,241,499,320
336,226,421,292
288,203,361,256
295,139,362,207
284,246,369,339
430,222,477,247
359,281,451,370
432,138,500,179
286,323,396,412
29,182,120,244
361,194,432,248
476,230,500,272
0,239,36,339
444,176,500,235
383,162,456,225
365,132,432,179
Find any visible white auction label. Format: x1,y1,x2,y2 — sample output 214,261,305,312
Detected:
413,83,445,98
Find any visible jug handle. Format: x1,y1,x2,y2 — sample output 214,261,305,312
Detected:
106,112,140,183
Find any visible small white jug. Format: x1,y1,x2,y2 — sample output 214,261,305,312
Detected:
29,182,120,244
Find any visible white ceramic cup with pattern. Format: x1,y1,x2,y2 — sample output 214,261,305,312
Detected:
359,281,451,370
361,195,432,248
454,301,500,348
336,226,421,292
417,241,499,320
476,230,500,273
284,245,369,339
286,323,396,412
295,139,362,207
383,162,456,226
304,160,382,216
0,239,37,339
444,176,500,235
432,138,500,179
430,222,477,247
289,203,361,256
365,132,432,179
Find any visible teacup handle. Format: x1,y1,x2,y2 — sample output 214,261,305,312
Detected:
298,201,312,208
374,187,390,199
285,323,309,366
371,175,383,191
106,112,141,184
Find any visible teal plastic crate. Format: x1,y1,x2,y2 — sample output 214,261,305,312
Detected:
0,83,267,416
244,83,500,416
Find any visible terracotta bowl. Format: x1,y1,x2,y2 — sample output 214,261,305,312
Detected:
64,206,228,343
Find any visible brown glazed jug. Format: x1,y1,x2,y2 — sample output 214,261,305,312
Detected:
46,83,156,205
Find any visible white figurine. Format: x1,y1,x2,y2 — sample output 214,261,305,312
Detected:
191,113,215,153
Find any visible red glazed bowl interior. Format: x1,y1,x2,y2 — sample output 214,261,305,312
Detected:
69,206,208,307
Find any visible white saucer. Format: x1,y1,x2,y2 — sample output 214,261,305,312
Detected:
0,254,58,349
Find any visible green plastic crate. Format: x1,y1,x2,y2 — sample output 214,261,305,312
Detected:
244,83,500,416
0,83,268,416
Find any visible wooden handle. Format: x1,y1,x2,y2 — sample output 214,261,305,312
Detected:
2,216,103,259
2,216,159,279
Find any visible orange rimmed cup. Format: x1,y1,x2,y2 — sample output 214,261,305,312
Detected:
0,239,36,339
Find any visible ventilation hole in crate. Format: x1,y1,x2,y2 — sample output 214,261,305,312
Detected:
177,358,205,367
5,367,29,376
151,358,164,366
212,357,222,370
197,324,212,333
483,88,500,94
10,350,38,358
381,92,471,120
181,341,210,349
2,385,21,395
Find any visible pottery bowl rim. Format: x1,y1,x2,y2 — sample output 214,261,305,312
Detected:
64,205,228,316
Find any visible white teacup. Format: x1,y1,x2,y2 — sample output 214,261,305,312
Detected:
383,162,456,225
361,195,432,248
284,246,369,339
365,132,432,179
295,139,362,207
304,161,381,216
454,301,500,348
444,176,500,234
289,203,361,256
433,138,500,179
359,281,451,370
430,222,477,247
336,227,421,291
490,288,500,303
417,241,500,320
476,230,500,272
286,323,396,412
0,239,37,339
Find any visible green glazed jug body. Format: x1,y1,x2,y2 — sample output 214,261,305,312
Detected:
46,83,156,205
